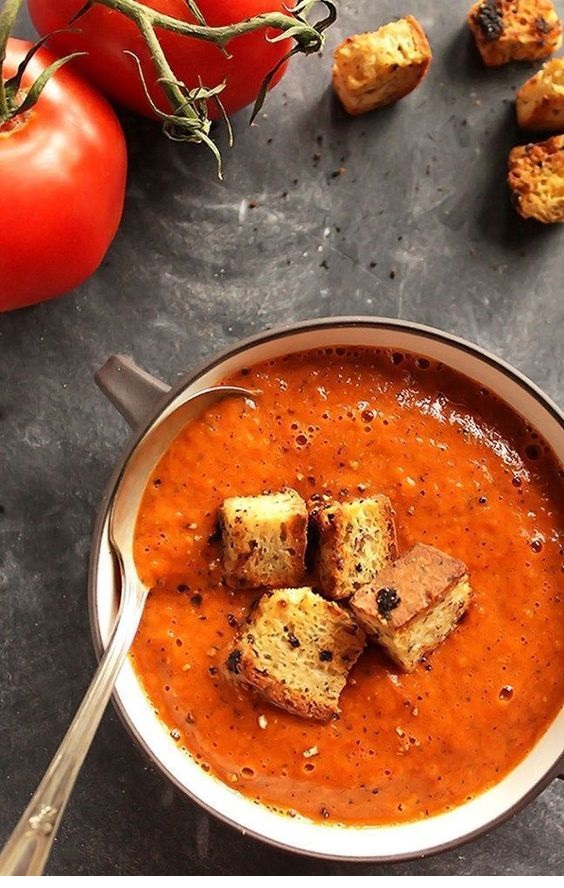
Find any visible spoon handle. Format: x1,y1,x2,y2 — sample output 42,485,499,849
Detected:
0,574,146,876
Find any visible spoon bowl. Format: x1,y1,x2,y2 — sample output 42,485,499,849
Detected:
109,385,256,576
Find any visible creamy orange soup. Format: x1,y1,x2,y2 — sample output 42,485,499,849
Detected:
132,348,563,825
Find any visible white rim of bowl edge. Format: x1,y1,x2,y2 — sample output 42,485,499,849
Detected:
87,316,564,863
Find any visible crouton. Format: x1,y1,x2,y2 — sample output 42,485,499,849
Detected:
223,587,366,721
516,58,564,130
350,543,472,672
332,16,432,116
311,495,398,601
468,1,562,67
508,134,564,222
220,489,307,589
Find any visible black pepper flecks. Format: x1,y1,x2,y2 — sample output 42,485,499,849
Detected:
535,16,553,34
190,593,203,606
287,632,301,649
208,523,221,544
376,587,401,617
474,1,504,41
319,649,333,662
226,650,242,674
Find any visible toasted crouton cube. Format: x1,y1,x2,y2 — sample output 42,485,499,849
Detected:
332,16,432,116
351,543,472,672
223,587,366,721
517,58,564,130
508,135,564,222
311,495,398,601
468,1,562,67
219,489,307,589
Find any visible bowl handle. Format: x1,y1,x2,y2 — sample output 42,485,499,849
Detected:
94,355,171,429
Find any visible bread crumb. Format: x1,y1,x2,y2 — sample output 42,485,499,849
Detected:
257,714,268,729
351,543,472,672
508,135,564,223
311,495,398,600
333,16,432,115
220,488,308,589
223,587,365,721
303,745,319,758
468,0,562,66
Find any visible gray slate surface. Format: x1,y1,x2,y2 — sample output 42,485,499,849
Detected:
1,0,562,876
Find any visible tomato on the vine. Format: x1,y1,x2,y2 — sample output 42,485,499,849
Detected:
0,38,127,311
28,0,293,121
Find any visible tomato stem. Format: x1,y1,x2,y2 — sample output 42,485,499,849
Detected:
85,0,336,174
1,0,87,126
0,0,25,117
95,0,331,49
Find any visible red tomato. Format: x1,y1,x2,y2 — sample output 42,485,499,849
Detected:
0,39,127,311
28,0,292,120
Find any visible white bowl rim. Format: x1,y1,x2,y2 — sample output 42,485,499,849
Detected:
88,315,564,863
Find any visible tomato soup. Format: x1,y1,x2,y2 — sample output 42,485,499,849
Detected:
132,348,563,825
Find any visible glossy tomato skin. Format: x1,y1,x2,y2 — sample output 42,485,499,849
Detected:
28,0,291,120
0,39,127,311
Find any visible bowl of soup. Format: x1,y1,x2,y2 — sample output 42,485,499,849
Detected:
90,317,563,861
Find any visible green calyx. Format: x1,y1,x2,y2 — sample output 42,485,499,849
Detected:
0,0,85,127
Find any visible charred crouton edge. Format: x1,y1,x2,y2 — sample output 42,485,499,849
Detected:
508,135,564,223
468,1,562,67
517,59,564,131
310,495,398,601
223,587,366,721
332,16,432,116
219,488,308,589
351,543,472,672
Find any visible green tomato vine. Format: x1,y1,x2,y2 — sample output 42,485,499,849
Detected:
0,0,336,176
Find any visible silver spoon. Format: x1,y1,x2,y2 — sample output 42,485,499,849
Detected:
0,384,255,876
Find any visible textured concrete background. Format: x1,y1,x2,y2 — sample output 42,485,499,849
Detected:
1,0,562,876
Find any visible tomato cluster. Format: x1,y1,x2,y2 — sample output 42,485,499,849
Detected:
1,1,292,310
28,0,292,120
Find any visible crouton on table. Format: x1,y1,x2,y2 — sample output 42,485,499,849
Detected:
351,543,472,672
517,59,564,130
311,495,398,601
508,135,564,222
223,587,366,721
468,1,562,67
332,16,432,116
220,488,307,589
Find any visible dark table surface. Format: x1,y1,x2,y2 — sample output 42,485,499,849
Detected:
1,0,563,876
